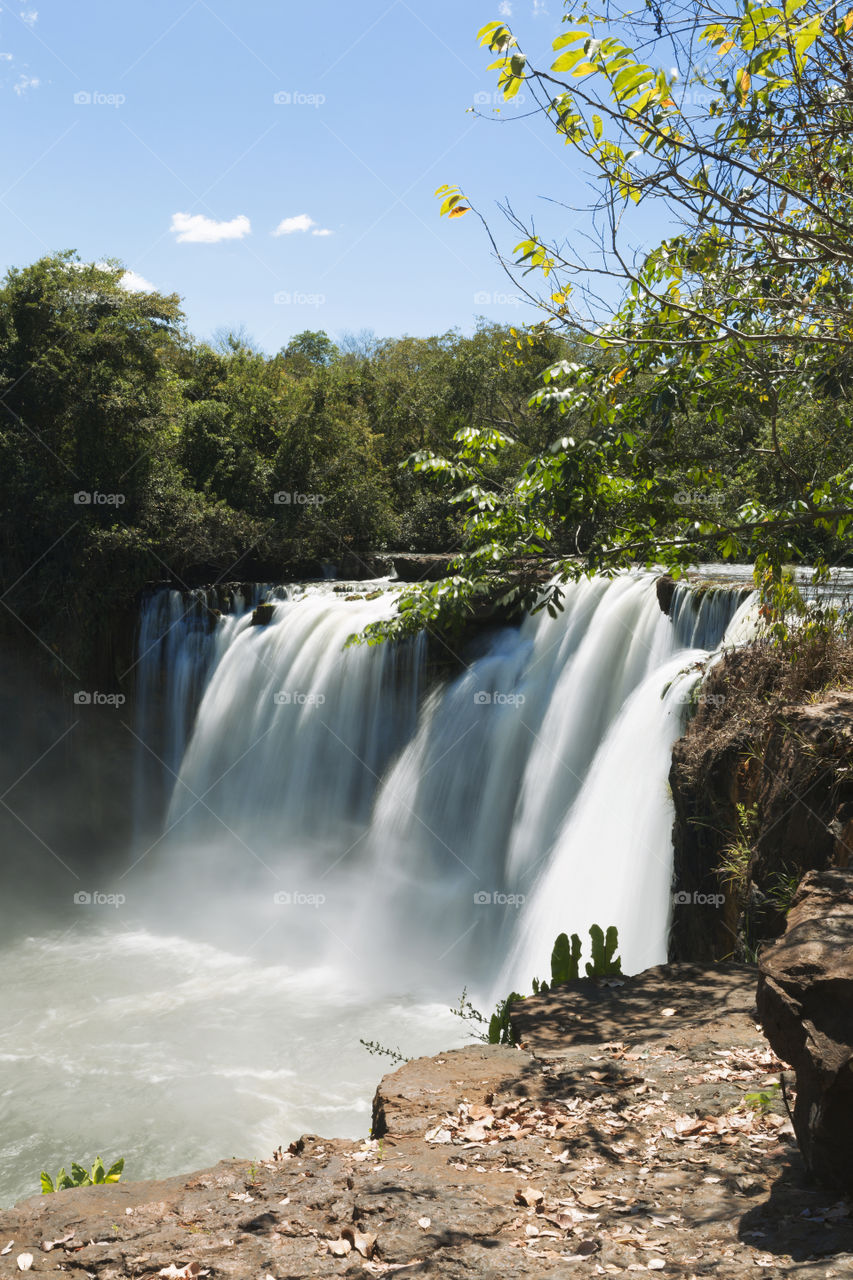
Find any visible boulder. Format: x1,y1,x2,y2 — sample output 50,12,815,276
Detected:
250,601,276,626
656,574,677,616
757,868,853,1191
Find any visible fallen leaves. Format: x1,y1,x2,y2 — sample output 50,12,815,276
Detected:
326,1224,377,1259
40,1230,75,1251
158,1264,208,1279
661,1103,793,1149
16,1255,33,1273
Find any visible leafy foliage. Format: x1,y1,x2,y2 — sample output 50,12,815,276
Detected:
355,0,853,648
41,1156,124,1193
0,255,568,671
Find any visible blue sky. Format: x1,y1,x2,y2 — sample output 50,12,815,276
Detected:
0,1,652,351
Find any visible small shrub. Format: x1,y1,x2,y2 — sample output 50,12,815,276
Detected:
41,1156,124,1194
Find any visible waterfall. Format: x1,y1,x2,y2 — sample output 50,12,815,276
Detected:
129,574,755,988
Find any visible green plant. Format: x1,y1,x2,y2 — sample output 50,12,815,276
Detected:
487,992,525,1045
550,931,582,983
487,923,623,1044
449,986,490,1040
359,1038,408,1065
41,1156,124,1194
586,924,622,977
717,803,756,896
766,870,801,917
743,1082,781,1113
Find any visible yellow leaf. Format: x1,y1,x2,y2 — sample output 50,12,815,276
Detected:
612,367,628,383
448,206,470,218
718,39,735,55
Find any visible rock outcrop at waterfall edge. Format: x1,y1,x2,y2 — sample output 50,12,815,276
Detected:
757,868,853,1194
668,643,853,964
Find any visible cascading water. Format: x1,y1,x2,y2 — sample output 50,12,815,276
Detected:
0,570,756,1208
130,573,753,984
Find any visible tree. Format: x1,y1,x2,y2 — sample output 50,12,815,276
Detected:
281,329,339,374
356,0,853,642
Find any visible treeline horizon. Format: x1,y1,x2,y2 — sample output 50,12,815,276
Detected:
0,251,848,673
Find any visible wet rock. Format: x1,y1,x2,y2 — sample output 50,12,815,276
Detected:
656,574,677,615
757,868,853,1193
250,602,276,626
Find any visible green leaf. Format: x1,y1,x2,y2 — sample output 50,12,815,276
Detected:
552,47,588,72
40,1171,55,1194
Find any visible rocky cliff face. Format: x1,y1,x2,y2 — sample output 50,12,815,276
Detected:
668,643,853,962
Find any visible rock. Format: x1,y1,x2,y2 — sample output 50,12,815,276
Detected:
391,553,456,582
757,868,853,1192
250,602,276,626
656,574,677,615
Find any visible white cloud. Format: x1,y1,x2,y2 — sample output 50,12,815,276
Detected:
170,212,251,243
0,53,13,62
13,73,40,95
273,213,333,237
273,213,314,235
498,0,512,15
20,9,38,26
119,270,157,293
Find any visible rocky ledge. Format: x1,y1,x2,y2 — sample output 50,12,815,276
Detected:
2,962,851,1279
